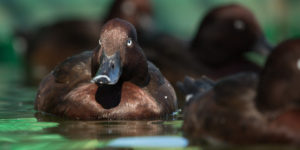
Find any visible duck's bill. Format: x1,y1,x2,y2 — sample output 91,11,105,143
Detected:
91,51,122,85
252,36,273,56
244,36,273,67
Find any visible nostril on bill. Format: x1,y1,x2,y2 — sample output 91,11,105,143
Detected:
111,63,115,69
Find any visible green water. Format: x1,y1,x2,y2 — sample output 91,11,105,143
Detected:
0,65,190,150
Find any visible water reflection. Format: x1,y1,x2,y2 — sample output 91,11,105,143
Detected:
107,136,188,148
36,113,181,140
0,66,36,119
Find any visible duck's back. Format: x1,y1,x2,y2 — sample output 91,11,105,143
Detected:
143,62,178,115
52,51,93,85
35,51,93,112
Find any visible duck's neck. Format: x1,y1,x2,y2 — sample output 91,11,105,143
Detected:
256,67,291,112
91,45,102,77
96,81,122,109
122,46,150,87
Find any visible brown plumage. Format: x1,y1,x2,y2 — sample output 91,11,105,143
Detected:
190,4,269,69
256,39,300,136
35,18,177,120
179,39,300,145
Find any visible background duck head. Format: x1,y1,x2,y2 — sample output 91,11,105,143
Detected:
104,0,154,34
257,39,300,112
190,4,272,68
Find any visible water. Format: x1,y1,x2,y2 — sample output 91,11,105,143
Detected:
0,65,188,150
1,65,299,150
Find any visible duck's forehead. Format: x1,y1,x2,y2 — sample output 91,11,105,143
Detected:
100,26,129,56
101,27,128,42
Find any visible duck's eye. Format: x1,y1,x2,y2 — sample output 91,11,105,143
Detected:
297,59,300,70
233,20,245,31
127,39,133,47
99,40,102,46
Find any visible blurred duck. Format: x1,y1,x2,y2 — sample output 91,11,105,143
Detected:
19,0,153,85
104,0,154,35
178,39,300,145
256,39,300,134
150,4,272,86
35,18,177,120
190,4,272,79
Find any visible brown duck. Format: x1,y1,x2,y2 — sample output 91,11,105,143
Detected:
178,39,300,145
35,18,177,120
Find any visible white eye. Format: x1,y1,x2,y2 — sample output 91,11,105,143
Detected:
99,40,101,46
297,59,300,70
127,39,133,47
234,20,245,30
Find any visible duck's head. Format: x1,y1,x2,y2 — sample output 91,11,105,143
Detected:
257,39,300,111
191,4,272,66
91,18,148,86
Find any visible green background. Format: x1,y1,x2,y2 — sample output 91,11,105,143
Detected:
0,1,299,149
0,0,299,65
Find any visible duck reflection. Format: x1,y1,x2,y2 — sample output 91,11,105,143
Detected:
35,113,180,140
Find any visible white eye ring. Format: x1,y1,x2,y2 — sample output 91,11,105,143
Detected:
99,40,101,46
127,39,133,47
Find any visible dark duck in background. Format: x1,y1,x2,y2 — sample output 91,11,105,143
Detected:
178,39,300,145
35,18,177,120
190,4,272,79
154,4,272,86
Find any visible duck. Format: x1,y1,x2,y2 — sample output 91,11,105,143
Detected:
256,39,300,135
20,0,153,85
189,4,272,79
178,39,300,145
34,18,177,120
151,4,272,86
